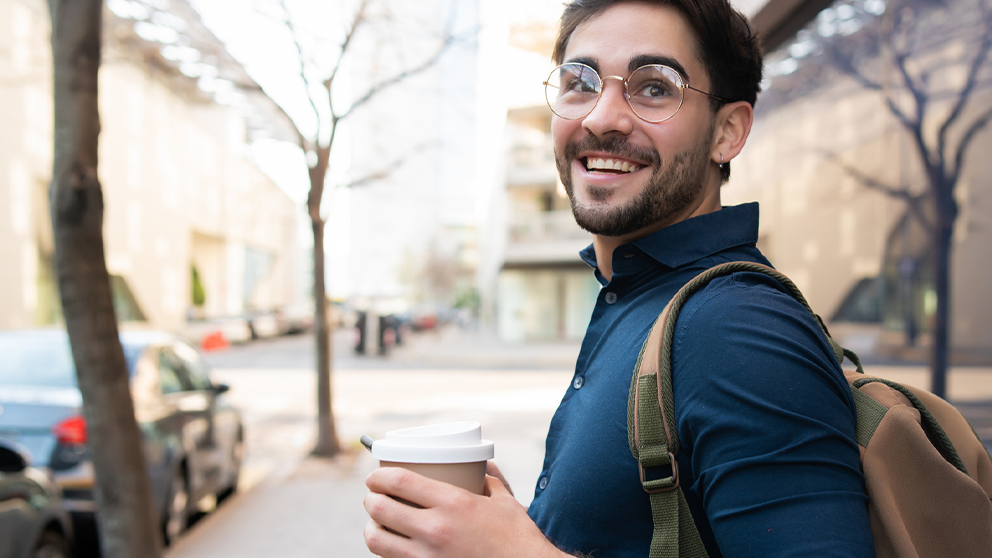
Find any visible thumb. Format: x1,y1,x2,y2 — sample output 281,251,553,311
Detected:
485,474,512,498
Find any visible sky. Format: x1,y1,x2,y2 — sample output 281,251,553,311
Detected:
182,0,565,206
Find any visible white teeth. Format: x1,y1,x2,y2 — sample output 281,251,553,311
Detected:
585,157,640,173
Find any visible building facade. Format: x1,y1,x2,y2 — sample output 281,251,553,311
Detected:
0,0,299,332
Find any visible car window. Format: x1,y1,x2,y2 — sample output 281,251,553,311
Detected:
0,334,144,389
172,342,212,391
0,335,77,388
157,349,187,395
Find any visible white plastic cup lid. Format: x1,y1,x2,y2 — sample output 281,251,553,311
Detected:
370,421,494,464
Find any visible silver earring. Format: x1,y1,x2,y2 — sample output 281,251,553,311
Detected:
719,153,725,167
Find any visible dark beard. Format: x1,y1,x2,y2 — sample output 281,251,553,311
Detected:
556,131,712,237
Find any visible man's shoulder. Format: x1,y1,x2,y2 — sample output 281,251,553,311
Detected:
670,262,796,319
670,267,832,363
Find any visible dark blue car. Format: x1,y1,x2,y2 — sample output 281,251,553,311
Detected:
0,438,72,558
0,329,244,546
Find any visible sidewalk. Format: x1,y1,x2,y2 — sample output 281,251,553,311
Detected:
166,451,379,558
168,328,992,558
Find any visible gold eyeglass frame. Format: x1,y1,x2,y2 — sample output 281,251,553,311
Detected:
543,62,730,123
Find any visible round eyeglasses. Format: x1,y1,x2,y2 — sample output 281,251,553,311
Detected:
543,62,730,123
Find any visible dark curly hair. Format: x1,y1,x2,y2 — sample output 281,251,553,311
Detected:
552,0,764,182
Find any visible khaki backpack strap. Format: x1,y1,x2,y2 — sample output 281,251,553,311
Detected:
628,332,708,558
627,261,859,557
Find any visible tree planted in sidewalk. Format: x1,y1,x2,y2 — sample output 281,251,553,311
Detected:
47,0,162,556
259,0,457,456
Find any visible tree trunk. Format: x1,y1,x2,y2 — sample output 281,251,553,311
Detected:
309,160,340,457
48,1,162,556
929,189,956,400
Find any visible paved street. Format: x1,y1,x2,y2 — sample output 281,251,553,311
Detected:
166,327,576,557
163,326,992,558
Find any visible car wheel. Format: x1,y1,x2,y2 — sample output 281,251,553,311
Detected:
33,530,69,558
217,430,244,505
163,465,189,546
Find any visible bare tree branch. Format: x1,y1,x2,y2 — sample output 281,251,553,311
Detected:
278,0,322,144
334,140,438,189
830,42,920,137
234,80,310,151
821,149,934,232
888,48,939,171
937,6,992,166
952,103,992,186
336,31,455,122
325,0,370,124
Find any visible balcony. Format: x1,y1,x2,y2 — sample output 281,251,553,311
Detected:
506,129,557,188
505,210,590,266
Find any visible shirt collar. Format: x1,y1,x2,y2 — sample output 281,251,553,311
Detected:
578,202,760,271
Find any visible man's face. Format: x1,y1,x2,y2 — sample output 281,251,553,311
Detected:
553,2,718,238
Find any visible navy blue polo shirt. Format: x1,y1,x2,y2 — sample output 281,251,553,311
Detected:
527,203,874,557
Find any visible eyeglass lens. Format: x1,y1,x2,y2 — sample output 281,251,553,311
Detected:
544,63,686,123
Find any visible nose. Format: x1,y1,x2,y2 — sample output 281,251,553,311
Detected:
582,76,635,137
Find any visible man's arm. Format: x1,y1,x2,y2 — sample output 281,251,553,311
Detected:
673,272,875,557
364,467,572,558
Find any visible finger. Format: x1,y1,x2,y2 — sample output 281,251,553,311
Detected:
364,491,419,538
364,519,413,558
367,466,464,509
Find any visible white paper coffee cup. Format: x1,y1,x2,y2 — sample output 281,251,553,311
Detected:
371,421,494,495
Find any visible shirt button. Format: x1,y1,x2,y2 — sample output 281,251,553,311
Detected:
539,476,549,490
572,375,584,389
605,292,618,304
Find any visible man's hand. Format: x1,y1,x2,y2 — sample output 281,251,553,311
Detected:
364,467,565,558
486,461,513,496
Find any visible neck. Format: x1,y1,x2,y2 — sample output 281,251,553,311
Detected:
593,182,723,282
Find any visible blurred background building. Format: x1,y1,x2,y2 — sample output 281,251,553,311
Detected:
487,20,599,343
1,0,988,363
0,0,301,332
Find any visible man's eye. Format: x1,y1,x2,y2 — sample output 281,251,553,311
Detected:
564,78,597,93
634,81,673,98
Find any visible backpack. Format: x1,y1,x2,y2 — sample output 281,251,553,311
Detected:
627,261,992,558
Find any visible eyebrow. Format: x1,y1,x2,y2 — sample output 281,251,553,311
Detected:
565,56,599,73
629,54,690,83
563,55,692,84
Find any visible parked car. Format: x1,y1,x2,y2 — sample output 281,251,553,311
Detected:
277,302,315,334
243,311,280,340
0,438,72,558
0,329,244,547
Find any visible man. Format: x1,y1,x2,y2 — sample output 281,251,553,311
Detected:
365,1,876,556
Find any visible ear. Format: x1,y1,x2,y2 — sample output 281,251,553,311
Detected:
711,101,754,165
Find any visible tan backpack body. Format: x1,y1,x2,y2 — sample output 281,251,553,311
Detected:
850,374,992,557
628,261,992,558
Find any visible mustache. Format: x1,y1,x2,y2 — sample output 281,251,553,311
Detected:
561,135,660,166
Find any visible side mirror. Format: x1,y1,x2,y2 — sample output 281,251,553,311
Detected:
0,443,28,474
212,383,231,395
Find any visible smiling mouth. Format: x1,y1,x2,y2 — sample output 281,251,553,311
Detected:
583,157,642,174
